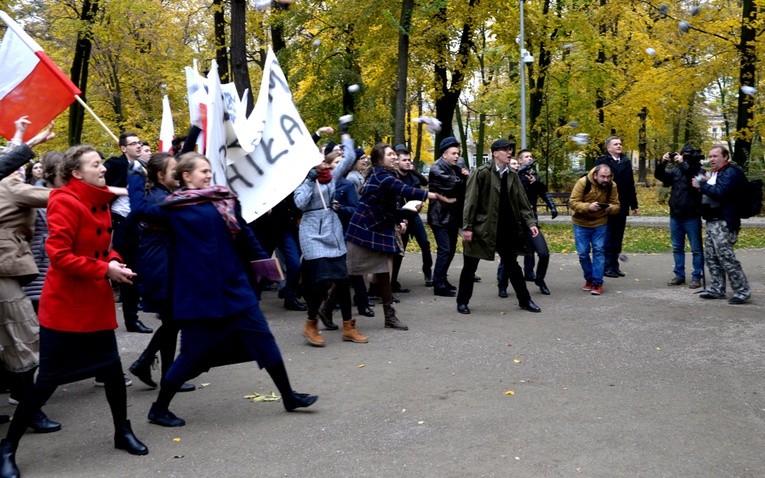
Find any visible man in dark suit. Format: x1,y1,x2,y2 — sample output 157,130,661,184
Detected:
594,136,639,277
104,132,152,333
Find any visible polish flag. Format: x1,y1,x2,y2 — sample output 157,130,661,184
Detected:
0,11,81,141
158,95,174,152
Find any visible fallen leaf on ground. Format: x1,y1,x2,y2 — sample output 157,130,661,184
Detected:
173,438,181,442
513,359,522,364
358,364,365,368
244,391,281,403
504,390,515,396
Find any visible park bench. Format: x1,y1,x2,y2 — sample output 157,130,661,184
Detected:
536,192,571,215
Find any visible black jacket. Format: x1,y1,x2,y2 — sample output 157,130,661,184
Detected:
594,154,638,215
654,160,703,219
427,158,466,228
104,154,130,188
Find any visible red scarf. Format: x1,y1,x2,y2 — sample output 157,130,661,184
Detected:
317,169,333,184
164,185,242,238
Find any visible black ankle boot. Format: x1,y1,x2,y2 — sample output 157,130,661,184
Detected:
29,410,61,434
0,439,19,478
148,403,185,427
114,420,148,455
129,351,157,388
283,391,318,412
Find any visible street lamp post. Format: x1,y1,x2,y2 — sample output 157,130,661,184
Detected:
519,0,527,150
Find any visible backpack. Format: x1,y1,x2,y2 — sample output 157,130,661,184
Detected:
739,177,763,219
583,175,612,201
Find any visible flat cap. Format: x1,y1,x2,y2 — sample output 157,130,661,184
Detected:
491,139,513,152
439,136,460,154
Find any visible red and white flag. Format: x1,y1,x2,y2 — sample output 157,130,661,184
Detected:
0,11,81,141
158,95,174,152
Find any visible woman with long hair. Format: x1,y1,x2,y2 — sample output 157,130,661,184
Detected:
345,143,453,330
0,145,148,477
126,153,193,392
128,152,316,427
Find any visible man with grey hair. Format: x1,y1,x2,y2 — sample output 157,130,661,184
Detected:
692,145,751,304
594,135,639,277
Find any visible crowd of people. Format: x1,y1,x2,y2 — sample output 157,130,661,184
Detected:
0,113,754,477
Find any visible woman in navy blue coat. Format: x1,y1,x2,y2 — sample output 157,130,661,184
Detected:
126,153,193,392
129,152,317,427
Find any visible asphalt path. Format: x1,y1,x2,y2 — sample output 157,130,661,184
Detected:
3,250,764,477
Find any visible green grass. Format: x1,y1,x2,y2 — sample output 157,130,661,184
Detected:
407,222,765,255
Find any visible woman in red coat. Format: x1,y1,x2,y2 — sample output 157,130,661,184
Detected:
0,145,148,478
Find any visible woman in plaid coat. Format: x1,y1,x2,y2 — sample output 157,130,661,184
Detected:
345,143,453,330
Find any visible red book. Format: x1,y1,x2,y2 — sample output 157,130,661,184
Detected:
250,258,284,282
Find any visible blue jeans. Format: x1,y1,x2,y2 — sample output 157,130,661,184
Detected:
670,216,703,281
573,224,607,285
275,230,302,301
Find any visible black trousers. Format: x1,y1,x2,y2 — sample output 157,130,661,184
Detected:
111,213,140,326
430,224,459,287
604,214,627,272
522,228,550,280
458,249,531,307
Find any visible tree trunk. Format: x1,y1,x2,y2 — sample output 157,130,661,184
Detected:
528,0,556,150
213,0,229,83
637,107,647,183
230,0,253,115
733,0,756,167
68,0,99,146
271,1,290,72
393,0,414,147
432,0,477,147
413,88,423,169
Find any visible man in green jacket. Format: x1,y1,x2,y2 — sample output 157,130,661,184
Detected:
456,139,541,314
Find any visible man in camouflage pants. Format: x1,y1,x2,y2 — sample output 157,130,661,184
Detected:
691,145,751,304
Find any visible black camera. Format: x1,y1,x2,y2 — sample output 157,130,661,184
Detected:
666,147,704,163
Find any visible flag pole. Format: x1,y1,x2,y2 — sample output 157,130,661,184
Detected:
74,95,119,144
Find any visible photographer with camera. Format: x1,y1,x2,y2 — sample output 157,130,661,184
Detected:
654,145,705,289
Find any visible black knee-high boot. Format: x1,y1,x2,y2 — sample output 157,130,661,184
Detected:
102,367,148,455
265,361,318,412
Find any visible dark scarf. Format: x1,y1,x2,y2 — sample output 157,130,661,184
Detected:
317,169,333,184
165,185,241,238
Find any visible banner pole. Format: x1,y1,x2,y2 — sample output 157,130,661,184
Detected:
75,95,119,144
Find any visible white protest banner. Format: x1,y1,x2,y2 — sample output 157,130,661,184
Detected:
158,95,174,152
228,47,321,223
184,65,206,154
205,60,228,185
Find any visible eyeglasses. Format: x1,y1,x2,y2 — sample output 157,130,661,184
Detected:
125,141,141,147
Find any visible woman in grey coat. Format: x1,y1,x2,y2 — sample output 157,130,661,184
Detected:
293,134,367,347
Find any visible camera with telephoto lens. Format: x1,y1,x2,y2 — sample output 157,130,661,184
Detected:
666,146,704,163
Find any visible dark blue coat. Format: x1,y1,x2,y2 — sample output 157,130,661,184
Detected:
699,162,747,232
127,174,173,312
333,176,359,232
127,175,268,321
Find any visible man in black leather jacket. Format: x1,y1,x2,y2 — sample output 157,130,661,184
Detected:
427,137,469,297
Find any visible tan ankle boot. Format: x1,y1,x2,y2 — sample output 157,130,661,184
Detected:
341,319,368,343
303,319,325,347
